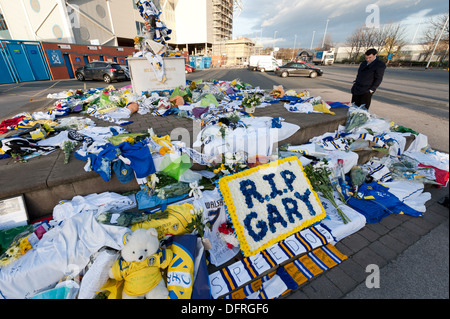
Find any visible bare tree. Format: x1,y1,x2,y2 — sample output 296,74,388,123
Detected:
323,34,334,51
383,23,407,63
345,25,365,62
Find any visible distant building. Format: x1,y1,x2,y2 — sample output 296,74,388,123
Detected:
225,37,254,66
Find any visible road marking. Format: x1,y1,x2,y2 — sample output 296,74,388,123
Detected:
32,81,61,97
0,83,25,93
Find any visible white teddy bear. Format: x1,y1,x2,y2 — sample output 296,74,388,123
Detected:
109,228,173,299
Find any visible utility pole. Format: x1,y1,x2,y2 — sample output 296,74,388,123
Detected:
426,14,449,69
292,34,297,60
322,19,330,49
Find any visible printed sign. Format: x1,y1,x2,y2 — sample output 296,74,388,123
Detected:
46,49,64,65
218,157,327,257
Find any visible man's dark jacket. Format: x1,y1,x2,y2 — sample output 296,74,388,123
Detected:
351,58,386,95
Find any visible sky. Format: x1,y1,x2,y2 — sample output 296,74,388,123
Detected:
232,0,449,49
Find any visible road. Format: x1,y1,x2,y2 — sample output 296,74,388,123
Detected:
1,65,449,151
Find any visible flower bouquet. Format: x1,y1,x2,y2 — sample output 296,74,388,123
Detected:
61,140,78,164
218,222,239,249
0,226,35,267
304,160,351,224
345,107,370,132
241,94,261,113
186,208,213,250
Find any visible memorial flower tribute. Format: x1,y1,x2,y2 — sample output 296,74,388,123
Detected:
218,156,327,257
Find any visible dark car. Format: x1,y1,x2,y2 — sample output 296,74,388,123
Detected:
275,62,323,78
75,61,127,83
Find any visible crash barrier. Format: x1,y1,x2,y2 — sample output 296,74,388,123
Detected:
0,39,51,84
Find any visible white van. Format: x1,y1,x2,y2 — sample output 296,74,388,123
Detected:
256,56,280,72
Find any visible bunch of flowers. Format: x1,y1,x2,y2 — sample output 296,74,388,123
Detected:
212,152,248,177
345,107,370,132
0,228,34,267
241,94,261,113
218,222,239,249
186,208,210,238
304,160,351,224
61,140,78,164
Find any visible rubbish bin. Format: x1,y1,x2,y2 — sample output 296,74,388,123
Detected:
127,57,186,95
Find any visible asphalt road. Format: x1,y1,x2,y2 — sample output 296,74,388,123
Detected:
1,65,448,120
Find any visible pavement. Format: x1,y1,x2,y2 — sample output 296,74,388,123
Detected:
0,84,448,300
284,185,449,299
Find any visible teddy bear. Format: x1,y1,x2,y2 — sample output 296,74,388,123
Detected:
109,228,173,299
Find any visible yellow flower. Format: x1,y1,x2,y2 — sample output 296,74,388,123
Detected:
19,237,32,255
213,164,226,174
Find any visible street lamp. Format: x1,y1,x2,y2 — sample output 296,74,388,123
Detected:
292,34,297,60
273,31,278,48
273,30,278,57
310,30,316,50
426,14,449,69
322,19,330,49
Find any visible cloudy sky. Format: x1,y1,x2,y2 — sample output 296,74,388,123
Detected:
232,0,449,49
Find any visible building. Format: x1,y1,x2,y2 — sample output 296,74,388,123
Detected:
225,37,254,67
0,0,238,54
0,0,147,47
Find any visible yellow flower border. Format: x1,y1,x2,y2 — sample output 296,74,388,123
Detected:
218,156,327,257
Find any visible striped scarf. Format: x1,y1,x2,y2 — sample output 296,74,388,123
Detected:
224,244,347,299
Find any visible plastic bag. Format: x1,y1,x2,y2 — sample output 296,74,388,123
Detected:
32,280,80,299
387,156,440,185
160,153,192,181
200,94,218,107
345,107,370,131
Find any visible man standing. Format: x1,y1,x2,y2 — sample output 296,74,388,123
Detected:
351,48,386,110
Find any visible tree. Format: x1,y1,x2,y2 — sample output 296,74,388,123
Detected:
382,23,407,63
345,25,365,62
345,23,407,63
323,34,334,51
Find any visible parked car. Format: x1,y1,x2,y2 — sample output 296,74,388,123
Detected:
185,64,195,74
75,62,127,83
275,62,323,78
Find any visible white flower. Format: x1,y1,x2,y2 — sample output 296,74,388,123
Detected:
225,152,234,160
